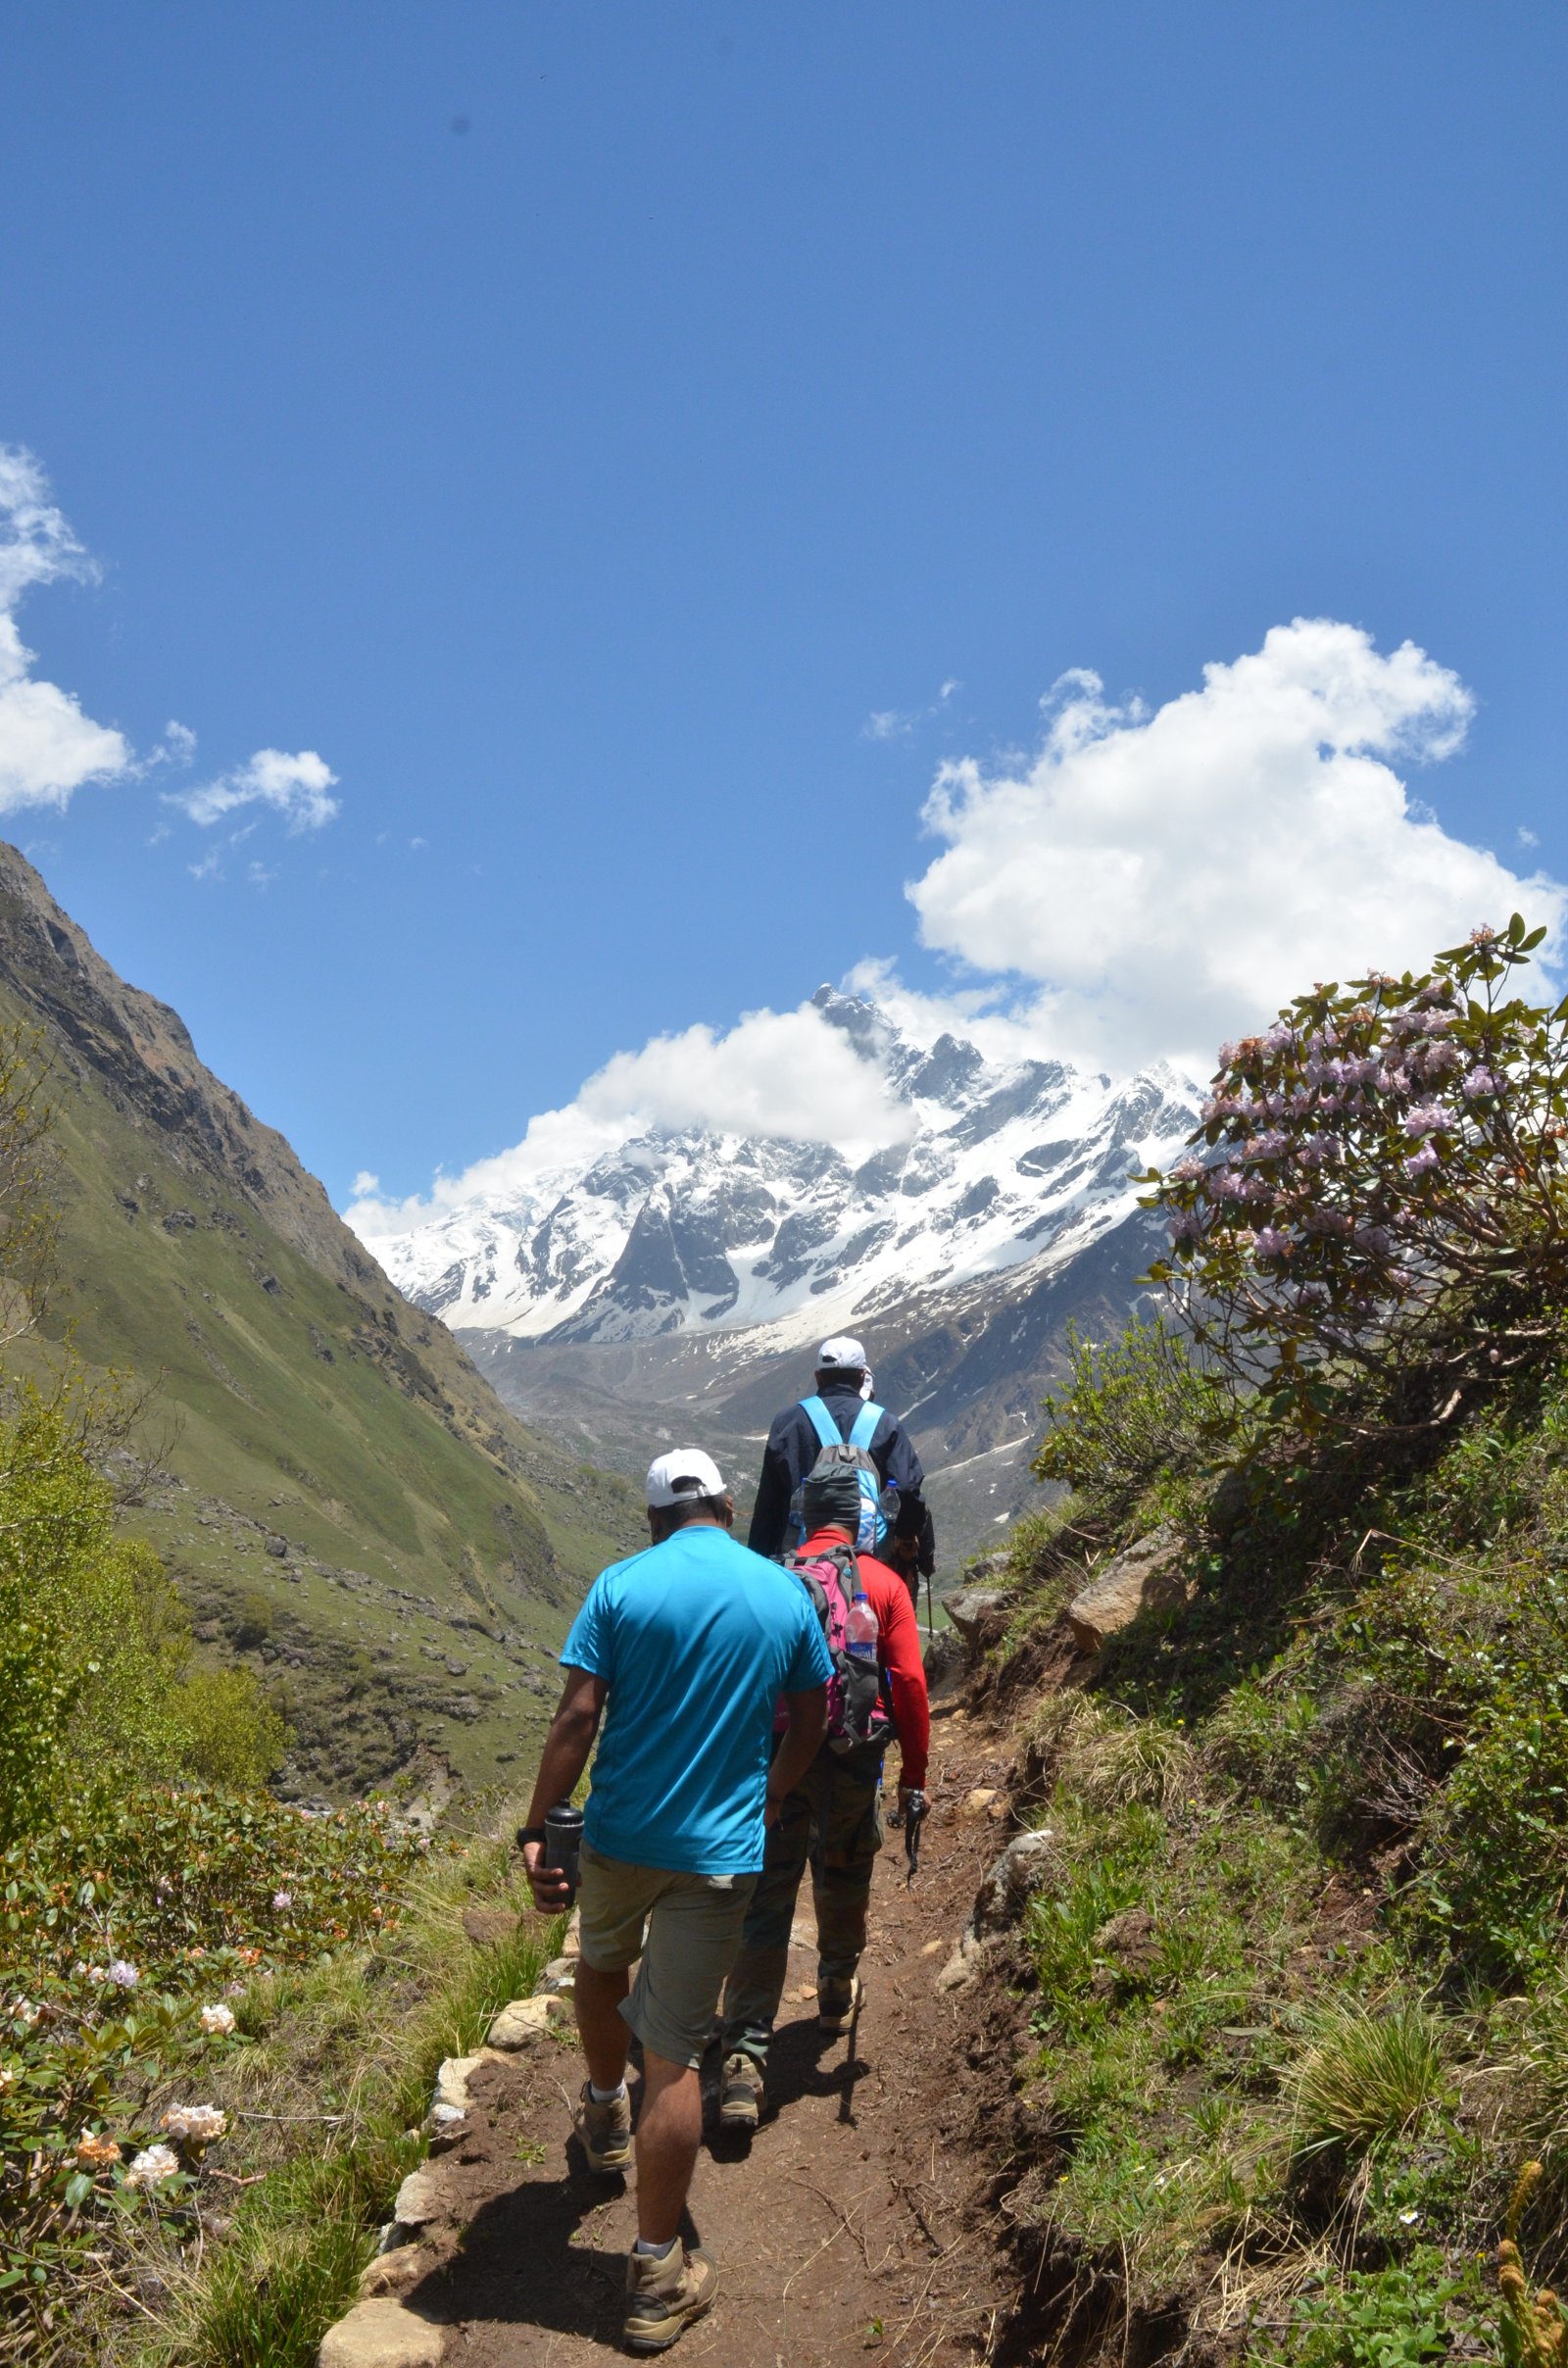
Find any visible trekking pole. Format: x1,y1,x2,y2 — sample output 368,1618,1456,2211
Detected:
904,1789,928,1887
925,1567,934,1643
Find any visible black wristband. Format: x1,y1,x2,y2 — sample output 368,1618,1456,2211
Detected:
516,1825,547,1848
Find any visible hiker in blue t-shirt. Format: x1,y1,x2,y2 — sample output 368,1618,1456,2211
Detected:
520,1448,830,2353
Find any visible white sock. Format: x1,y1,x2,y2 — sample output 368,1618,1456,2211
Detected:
589,2079,627,2104
635,2236,678,2258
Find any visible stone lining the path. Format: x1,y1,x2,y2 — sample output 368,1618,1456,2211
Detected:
315,1912,583,2366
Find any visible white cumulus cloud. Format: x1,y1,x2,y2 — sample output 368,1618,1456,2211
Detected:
348,618,1568,1237
906,618,1563,1070
0,445,339,852
0,447,131,814
169,747,339,833
346,1002,914,1240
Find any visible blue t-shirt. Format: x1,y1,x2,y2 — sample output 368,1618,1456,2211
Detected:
561,1523,832,1876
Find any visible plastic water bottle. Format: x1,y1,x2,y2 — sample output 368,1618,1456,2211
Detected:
846,1590,878,1663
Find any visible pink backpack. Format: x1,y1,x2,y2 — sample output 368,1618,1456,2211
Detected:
780,1544,892,1756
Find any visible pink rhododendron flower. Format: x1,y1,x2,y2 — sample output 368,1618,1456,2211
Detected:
1405,1106,1447,1137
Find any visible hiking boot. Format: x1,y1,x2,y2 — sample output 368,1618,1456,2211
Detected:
574,2079,632,2173
817,1972,863,2035
718,2050,764,2129
623,2244,717,2351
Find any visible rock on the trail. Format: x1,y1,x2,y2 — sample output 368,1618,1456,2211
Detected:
921,1629,964,1693
946,1587,1005,1653
317,2297,444,2368
486,1994,568,2049
964,1787,1000,1814
973,1828,1058,1935
937,1826,1059,1991
935,1924,986,1992
539,1955,575,1994
358,2245,428,2299
1066,1527,1185,1653
430,2051,508,2117
391,2169,447,2231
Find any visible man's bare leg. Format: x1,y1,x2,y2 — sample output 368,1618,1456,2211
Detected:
573,1961,631,2091
633,2048,702,2245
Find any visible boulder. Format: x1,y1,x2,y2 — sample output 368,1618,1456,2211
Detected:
973,1829,1058,1935
358,2246,427,2300
946,1588,1005,1653
390,2170,446,2231
318,2298,444,2368
921,1630,964,1693
429,2052,507,2117
934,1924,986,1993
1066,1528,1185,1653
539,1956,576,1994
486,1994,568,2050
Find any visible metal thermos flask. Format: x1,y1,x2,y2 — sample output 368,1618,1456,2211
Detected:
543,1801,584,1906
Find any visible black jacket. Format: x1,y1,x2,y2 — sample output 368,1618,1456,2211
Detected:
747,1381,935,1573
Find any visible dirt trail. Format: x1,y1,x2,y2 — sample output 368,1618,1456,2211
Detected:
414,1710,1016,2367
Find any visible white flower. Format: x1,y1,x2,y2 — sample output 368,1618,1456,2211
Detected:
200,2002,236,2037
0,2064,15,2092
107,1960,139,1989
270,1891,293,1911
124,2144,180,2191
161,2103,227,2145
9,1998,39,2029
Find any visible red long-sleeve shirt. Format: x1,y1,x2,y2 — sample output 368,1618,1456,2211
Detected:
799,1527,931,1791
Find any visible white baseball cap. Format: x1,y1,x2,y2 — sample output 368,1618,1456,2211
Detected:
645,1448,727,1508
816,1335,868,1372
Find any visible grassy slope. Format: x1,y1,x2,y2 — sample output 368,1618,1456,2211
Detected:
31,1011,640,1796
976,1369,1568,2365
0,842,643,1801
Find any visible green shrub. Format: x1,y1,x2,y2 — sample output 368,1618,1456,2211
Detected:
0,1788,432,2326
1287,2000,1452,2161
1250,2250,1480,2368
1034,1314,1230,1523
174,1667,289,1792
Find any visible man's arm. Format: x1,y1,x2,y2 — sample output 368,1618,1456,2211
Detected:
520,1664,607,1910
765,1686,828,1822
873,1567,930,1796
878,1415,935,1571
747,1419,799,1559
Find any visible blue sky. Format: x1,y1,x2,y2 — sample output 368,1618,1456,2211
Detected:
1,4,1565,1216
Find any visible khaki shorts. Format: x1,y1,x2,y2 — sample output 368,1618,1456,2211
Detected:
578,1840,759,2070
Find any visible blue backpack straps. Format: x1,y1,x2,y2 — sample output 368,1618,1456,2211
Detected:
800,1395,843,1450
848,1400,883,1452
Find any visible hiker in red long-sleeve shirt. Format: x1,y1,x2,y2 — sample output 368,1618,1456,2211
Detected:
718,1457,930,2129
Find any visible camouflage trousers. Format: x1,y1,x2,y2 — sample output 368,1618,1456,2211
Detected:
721,1745,884,2066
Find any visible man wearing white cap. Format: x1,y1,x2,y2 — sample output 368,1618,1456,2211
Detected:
520,1447,831,2352
748,1335,936,1590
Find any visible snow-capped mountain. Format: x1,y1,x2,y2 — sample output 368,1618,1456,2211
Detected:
363,991,1200,1561
371,988,1200,1359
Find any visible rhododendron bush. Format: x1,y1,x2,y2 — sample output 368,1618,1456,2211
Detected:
1144,914,1567,1435
0,1786,431,2330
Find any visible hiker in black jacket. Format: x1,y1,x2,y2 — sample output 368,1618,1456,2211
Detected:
747,1335,936,1589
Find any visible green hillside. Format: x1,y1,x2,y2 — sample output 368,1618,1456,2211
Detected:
0,845,642,1801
